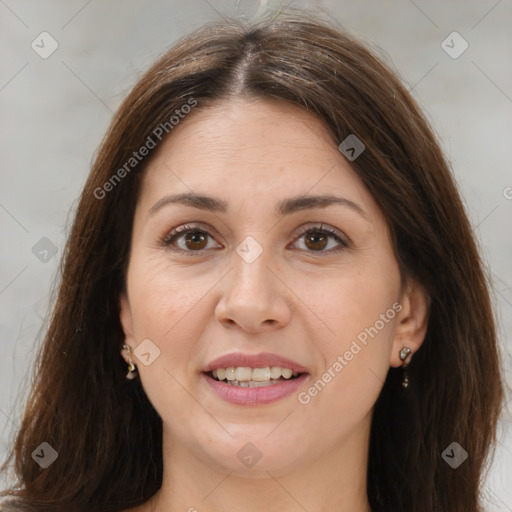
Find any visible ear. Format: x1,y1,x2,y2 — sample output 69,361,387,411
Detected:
389,280,430,367
119,292,136,364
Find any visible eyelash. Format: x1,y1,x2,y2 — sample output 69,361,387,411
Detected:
161,223,348,256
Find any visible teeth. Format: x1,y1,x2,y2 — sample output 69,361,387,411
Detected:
225,379,281,387
235,367,252,381
252,367,271,381
281,368,293,379
225,367,236,380
270,366,282,379
248,380,272,388
210,366,301,382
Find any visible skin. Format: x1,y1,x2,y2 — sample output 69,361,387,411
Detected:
119,97,429,512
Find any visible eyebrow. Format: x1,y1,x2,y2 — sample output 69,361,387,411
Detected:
148,192,370,222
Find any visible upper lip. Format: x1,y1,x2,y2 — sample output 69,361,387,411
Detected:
203,352,308,373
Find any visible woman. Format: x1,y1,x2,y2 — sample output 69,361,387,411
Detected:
0,8,504,512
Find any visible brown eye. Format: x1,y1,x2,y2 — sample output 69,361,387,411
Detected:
183,232,208,250
163,223,347,256
304,232,329,251
163,225,219,254
292,225,348,253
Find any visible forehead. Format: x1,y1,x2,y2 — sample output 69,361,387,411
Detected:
138,98,382,225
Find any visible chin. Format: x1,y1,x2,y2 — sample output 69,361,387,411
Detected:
196,433,308,476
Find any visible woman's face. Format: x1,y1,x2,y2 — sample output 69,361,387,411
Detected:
120,97,427,477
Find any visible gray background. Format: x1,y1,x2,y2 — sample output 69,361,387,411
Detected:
1,0,511,509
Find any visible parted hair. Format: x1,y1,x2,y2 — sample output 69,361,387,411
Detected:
1,8,504,512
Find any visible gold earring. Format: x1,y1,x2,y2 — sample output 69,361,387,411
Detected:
399,346,413,388
122,344,138,380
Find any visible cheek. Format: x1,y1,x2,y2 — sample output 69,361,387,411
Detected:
304,262,400,350
124,253,215,427
126,251,215,340
296,257,400,408
123,254,212,411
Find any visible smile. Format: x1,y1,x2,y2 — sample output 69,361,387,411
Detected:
202,369,309,405
207,366,303,387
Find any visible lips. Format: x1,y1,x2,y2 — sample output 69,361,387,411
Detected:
202,352,309,374
202,372,310,405
201,352,310,405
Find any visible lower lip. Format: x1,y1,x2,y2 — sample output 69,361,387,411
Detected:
202,372,309,406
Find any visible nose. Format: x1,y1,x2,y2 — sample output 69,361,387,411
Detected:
215,248,292,333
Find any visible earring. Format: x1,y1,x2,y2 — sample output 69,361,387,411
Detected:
399,346,413,388
122,344,138,380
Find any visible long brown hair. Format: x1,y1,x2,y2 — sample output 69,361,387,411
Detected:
1,8,504,512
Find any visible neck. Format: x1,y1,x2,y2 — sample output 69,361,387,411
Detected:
149,414,373,512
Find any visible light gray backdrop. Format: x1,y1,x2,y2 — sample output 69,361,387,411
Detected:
1,0,511,509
